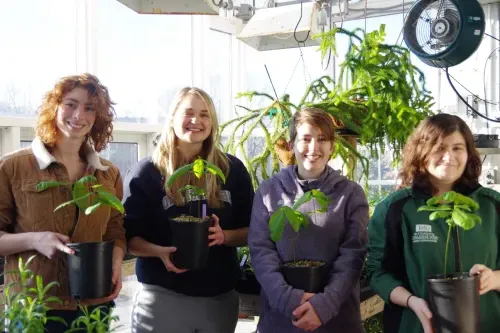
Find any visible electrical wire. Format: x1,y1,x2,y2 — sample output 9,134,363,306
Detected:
485,33,500,42
445,67,500,123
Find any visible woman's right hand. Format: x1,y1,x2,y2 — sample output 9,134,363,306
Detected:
33,231,75,259
158,246,188,274
408,296,434,333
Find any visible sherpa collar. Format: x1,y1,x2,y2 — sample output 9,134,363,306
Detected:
31,137,109,171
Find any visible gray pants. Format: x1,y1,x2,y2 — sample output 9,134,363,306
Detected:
131,283,239,333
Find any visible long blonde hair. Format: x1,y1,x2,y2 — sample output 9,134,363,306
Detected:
152,87,229,207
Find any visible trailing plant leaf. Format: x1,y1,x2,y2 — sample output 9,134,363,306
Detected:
221,25,433,188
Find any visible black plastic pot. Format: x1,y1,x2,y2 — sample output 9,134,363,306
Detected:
427,273,480,333
66,241,114,300
169,216,212,270
282,260,328,293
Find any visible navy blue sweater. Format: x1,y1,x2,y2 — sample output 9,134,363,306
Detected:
123,154,254,297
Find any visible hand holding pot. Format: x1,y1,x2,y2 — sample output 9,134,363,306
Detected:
470,264,500,295
300,292,315,304
292,301,322,331
33,231,75,259
159,246,188,274
408,296,434,333
208,214,225,247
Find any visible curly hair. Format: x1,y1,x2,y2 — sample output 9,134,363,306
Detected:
36,73,115,152
398,113,481,194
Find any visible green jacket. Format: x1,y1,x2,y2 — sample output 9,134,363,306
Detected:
366,186,500,333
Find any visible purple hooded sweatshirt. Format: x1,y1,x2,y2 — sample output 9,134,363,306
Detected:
248,165,369,333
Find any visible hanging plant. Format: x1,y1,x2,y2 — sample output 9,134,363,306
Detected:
220,24,434,188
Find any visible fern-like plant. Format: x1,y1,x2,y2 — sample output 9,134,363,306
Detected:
64,305,121,333
220,24,434,187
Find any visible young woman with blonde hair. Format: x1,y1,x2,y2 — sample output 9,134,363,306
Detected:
0,73,126,332
123,87,254,333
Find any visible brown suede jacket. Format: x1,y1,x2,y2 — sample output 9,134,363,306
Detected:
0,137,126,310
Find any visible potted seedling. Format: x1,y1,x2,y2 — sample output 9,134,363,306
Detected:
418,191,482,333
64,304,121,333
269,189,330,293
166,157,226,270
1,255,66,332
37,176,125,300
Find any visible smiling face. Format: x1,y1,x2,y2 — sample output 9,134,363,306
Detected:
172,93,212,146
426,131,468,192
55,87,96,142
292,122,334,180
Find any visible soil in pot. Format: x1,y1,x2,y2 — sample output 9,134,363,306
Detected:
169,215,213,270
427,272,480,333
282,260,328,293
66,241,114,300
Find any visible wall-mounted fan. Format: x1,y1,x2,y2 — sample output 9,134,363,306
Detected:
403,0,485,68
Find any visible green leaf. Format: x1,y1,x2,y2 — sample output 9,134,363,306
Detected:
451,209,477,231
97,189,125,214
417,204,452,212
291,191,313,210
36,181,71,192
53,193,92,213
44,296,63,305
36,275,43,294
42,281,60,298
283,207,304,232
310,189,329,210
193,158,206,178
45,316,67,325
166,163,194,187
204,160,226,183
429,211,451,221
74,176,98,211
85,202,102,215
77,175,97,184
269,207,286,242
178,185,205,196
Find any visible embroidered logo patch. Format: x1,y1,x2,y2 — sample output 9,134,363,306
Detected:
412,224,438,243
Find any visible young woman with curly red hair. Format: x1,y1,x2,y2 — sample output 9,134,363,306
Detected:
366,113,500,333
0,73,126,332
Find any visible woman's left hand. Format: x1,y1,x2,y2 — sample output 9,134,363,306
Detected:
208,214,225,247
470,264,500,295
292,301,322,331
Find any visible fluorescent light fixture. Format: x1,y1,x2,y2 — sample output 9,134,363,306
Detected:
116,0,219,15
237,2,322,51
